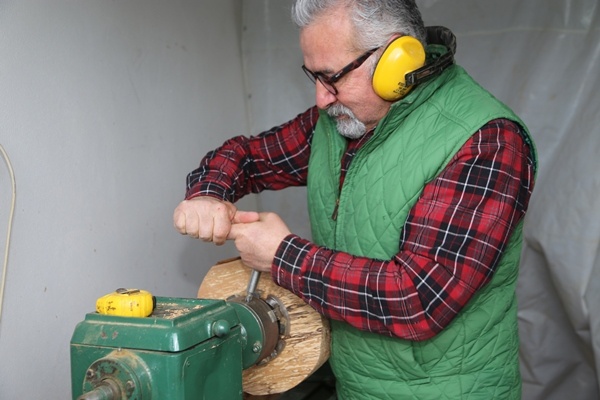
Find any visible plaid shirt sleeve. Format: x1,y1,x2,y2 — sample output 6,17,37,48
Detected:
184,106,319,201
272,119,536,341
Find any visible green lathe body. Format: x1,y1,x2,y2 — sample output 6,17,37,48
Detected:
71,296,278,400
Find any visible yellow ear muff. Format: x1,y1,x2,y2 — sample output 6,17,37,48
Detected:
372,36,426,101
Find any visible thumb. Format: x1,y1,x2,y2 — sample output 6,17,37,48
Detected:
232,210,260,224
227,223,240,240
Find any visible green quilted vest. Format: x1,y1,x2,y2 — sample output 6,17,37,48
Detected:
306,65,537,399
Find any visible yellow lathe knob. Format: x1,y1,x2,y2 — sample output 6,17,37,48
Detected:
96,288,155,317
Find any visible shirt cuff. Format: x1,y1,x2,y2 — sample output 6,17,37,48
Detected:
185,182,231,201
272,234,314,295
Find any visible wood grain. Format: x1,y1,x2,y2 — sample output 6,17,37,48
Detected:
198,258,330,395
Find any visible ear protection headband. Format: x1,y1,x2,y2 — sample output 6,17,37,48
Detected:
372,26,456,101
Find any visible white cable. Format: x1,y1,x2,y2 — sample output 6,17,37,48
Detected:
0,143,16,327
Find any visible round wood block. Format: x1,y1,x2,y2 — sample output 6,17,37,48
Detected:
198,257,330,395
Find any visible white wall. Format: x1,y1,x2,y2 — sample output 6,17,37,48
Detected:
240,1,314,239
0,1,254,398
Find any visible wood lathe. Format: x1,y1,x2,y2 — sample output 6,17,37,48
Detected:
70,258,330,399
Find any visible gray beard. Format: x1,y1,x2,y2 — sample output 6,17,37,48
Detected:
327,104,367,139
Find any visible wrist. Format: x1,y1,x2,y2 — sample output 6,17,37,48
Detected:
272,234,313,293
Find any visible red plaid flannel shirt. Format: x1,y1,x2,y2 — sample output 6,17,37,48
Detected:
185,106,536,341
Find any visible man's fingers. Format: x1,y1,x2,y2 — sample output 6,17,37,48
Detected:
225,201,238,220
173,207,200,237
212,215,231,245
173,199,262,245
232,210,260,224
173,209,187,234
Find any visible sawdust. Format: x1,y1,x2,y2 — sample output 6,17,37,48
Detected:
153,303,203,319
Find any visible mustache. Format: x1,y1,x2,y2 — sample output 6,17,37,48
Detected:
327,104,354,119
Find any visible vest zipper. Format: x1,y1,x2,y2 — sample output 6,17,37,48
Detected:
332,198,340,221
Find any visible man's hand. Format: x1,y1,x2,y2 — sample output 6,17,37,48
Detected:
173,197,243,245
227,211,291,272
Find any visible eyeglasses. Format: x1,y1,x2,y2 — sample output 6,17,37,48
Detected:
301,47,379,95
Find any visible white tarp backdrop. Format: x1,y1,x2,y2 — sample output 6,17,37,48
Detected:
241,1,600,399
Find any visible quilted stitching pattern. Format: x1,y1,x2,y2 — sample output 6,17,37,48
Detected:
307,65,528,399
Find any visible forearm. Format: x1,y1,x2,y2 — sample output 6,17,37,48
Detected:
185,136,264,202
185,107,319,201
273,235,450,341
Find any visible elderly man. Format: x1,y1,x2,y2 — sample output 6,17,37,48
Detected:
174,0,537,398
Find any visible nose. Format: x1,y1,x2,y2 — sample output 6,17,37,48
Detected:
315,81,337,109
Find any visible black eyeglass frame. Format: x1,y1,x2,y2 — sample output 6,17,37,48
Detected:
301,47,379,95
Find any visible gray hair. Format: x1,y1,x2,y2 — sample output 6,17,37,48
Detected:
291,0,426,51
